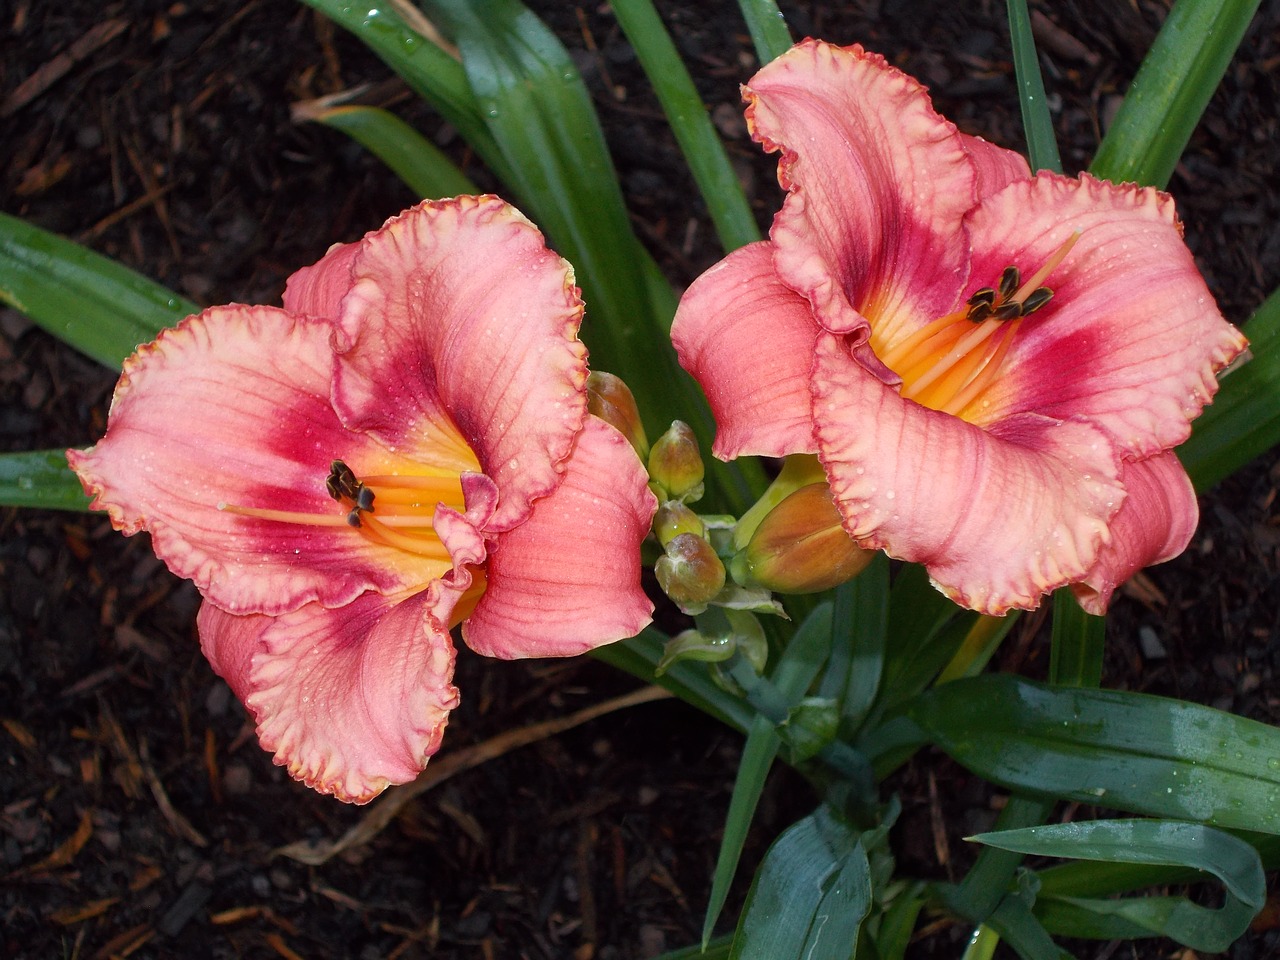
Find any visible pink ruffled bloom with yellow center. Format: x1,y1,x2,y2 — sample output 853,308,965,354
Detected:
672,40,1247,616
69,196,657,803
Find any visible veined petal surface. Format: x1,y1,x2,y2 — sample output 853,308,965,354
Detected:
671,242,819,460
464,417,657,658
67,306,451,616
332,196,589,532
282,239,361,321
1073,452,1200,614
749,40,976,343
958,132,1032,198
198,588,460,804
963,174,1248,450
813,333,1125,614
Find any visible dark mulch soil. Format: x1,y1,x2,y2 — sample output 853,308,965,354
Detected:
2,1,1278,957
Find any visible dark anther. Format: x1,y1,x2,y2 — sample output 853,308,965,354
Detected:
997,266,1020,301
1021,287,1054,315
992,301,1024,321
327,459,376,518
966,287,996,321
326,460,360,501
967,301,993,323
966,287,996,309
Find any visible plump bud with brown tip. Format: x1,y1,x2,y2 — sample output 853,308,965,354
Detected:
647,420,704,503
656,532,726,607
730,483,873,594
587,371,649,460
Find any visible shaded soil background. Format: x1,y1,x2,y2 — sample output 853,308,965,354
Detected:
2,1,1279,957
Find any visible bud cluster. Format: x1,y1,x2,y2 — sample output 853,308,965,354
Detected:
591,373,873,615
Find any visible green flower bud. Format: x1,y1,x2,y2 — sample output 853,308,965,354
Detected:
587,371,649,460
730,483,873,594
655,532,725,607
653,500,705,547
731,453,827,550
647,420,704,503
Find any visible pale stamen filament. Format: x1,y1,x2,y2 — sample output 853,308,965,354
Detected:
887,230,1081,416
940,325,1018,417
357,512,453,559
218,503,441,529
895,319,979,384
878,310,967,371
1011,231,1080,305
219,460,464,563
914,325,1010,410
901,317,1005,400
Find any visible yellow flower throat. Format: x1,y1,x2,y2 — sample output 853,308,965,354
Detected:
872,231,1080,422
221,460,466,561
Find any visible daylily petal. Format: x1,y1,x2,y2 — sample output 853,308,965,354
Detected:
331,196,589,531
671,242,819,459
198,587,461,804
748,40,976,341
812,332,1125,614
958,132,1031,198
67,306,452,616
463,417,657,658
962,174,1248,452
281,238,361,320
1072,452,1199,615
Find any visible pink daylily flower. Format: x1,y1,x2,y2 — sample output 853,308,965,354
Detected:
69,196,657,803
672,40,1246,616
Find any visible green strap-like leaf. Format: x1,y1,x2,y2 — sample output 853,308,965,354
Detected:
944,591,1102,929
0,212,196,369
934,613,1018,685
730,806,872,960
872,891,926,960
610,0,759,253
1048,588,1104,688
0,450,89,511
1006,0,1062,174
870,563,970,717
1180,287,1280,491
946,795,1057,926
702,714,784,948
307,105,480,199
974,820,1265,952
297,1,511,183
1034,830,1280,897
702,604,835,943
825,552,888,735
735,0,793,66
907,675,1280,833
1091,0,1264,189
983,894,1074,960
